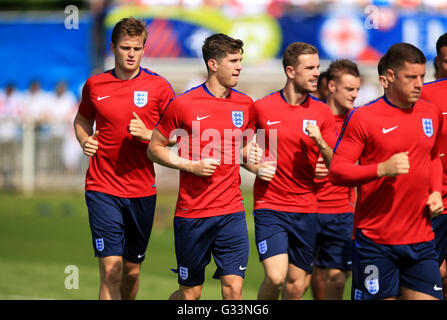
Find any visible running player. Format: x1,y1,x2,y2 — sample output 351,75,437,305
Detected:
148,33,254,300
312,59,360,300
73,17,175,300
329,43,444,300
244,42,338,300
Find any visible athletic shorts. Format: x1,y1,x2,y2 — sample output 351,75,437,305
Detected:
315,212,353,271
253,209,319,273
172,211,249,287
432,214,447,265
351,229,443,300
85,190,156,263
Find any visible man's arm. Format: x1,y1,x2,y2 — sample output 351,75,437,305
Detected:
305,122,333,168
329,151,410,187
73,111,99,157
147,129,219,176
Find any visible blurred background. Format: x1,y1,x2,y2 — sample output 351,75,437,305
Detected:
0,0,446,300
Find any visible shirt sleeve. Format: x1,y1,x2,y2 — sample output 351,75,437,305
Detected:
78,80,95,119
329,109,379,186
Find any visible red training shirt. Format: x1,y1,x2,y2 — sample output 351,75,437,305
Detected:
156,83,255,218
78,67,175,198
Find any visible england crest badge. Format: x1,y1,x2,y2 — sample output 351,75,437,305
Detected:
95,238,104,252
303,119,317,135
232,111,244,128
179,266,188,280
134,91,148,108
258,240,268,255
422,118,433,137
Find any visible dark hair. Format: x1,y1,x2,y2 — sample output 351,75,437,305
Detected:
381,43,426,73
282,42,318,71
436,33,447,55
202,33,244,70
326,59,360,82
111,17,148,45
377,56,386,76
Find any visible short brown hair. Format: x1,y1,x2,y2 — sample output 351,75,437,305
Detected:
282,42,318,71
381,43,426,73
326,59,360,82
202,33,244,70
111,17,148,45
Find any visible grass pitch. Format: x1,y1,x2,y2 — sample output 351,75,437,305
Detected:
0,191,351,300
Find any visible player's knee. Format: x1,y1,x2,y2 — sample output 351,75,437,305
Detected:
327,270,347,290
222,279,243,300
265,271,286,289
101,262,122,285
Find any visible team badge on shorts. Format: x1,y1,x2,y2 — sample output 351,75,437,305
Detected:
134,91,148,108
232,111,244,128
258,240,268,255
95,238,104,252
364,278,379,295
422,118,433,137
179,266,188,280
303,120,317,135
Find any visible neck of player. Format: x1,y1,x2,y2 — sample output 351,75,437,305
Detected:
115,66,140,81
282,83,308,105
205,78,231,98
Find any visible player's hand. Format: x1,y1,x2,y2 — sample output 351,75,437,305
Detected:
305,121,323,143
256,161,277,182
189,158,221,177
129,112,152,141
377,151,410,177
247,140,263,164
427,191,443,218
314,156,329,179
82,130,99,157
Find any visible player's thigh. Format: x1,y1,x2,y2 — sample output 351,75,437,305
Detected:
261,253,289,284
173,216,216,287
212,212,249,280
253,209,291,261
316,213,353,271
351,229,399,300
85,191,125,257
122,194,157,263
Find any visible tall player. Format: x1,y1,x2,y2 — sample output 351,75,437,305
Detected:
148,33,255,300
420,32,447,299
73,17,175,300
312,59,360,300
243,42,338,300
329,43,444,300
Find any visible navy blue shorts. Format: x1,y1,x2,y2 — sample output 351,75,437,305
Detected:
85,191,156,263
315,212,353,271
432,214,447,265
253,209,319,273
352,229,443,300
173,211,249,287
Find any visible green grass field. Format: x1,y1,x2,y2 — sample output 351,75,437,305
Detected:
0,191,351,300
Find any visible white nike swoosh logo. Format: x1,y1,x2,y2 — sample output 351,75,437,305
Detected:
267,120,281,126
434,284,443,291
97,95,110,101
137,254,145,259
382,126,399,134
442,112,447,115
239,266,247,271
196,115,211,121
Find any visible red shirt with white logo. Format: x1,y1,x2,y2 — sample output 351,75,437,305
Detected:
156,83,255,218
315,112,355,213
78,67,175,198
421,78,447,214
253,91,338,213
329,96,443,244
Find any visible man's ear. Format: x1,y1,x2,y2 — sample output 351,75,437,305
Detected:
385,68,395,84
207,59,218,72
110,42,115,55
327,79,336,94
285,65,295,79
